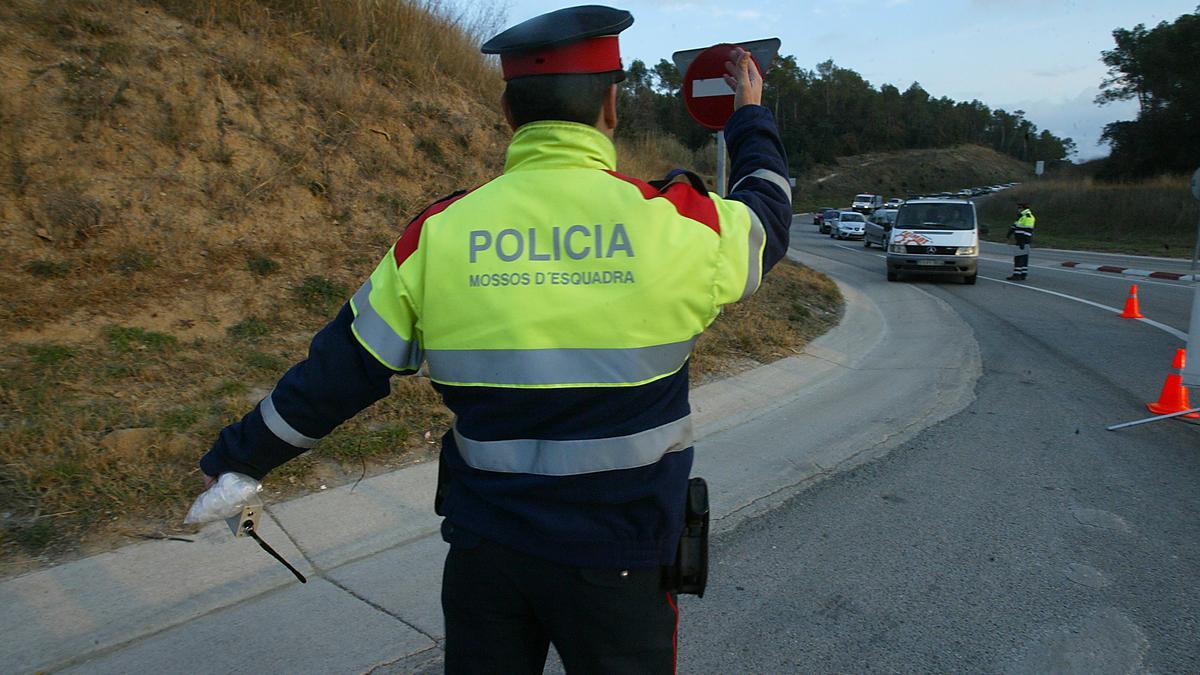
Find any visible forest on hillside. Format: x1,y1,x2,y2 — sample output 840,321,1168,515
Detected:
616,55,1075,177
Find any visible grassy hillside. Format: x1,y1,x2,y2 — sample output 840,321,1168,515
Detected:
793,144,1034,213
977,175,1200,257
0,1,839,573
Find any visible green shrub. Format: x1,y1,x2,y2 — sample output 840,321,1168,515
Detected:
227,317,270,340
104,325,177,353
294,275,347,314
25,260,72,278
247,254,280,276
28,344,76,366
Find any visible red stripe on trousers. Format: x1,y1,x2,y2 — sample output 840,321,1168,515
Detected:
666,592,679,674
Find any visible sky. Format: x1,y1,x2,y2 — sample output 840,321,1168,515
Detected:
491,0,1198,160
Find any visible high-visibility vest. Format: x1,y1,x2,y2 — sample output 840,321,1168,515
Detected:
350,121,770,393
1014,208,1035,230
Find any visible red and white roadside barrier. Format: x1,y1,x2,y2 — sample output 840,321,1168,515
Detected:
1061,261,1199,281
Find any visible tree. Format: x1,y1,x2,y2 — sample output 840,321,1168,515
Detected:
1096,8,1200,177
614,52,1073,177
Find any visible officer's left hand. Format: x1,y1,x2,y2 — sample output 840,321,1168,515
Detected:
722,47,763,110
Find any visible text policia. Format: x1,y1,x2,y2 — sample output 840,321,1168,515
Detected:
466,222,637,288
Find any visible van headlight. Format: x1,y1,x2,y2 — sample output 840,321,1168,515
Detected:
955,246,977,255
888,244,906,253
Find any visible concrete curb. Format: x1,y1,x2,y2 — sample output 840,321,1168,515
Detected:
1061,261,1198,281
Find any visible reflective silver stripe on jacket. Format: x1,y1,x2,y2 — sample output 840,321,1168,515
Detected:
426,338,697,386
453,415,694,476
260,390,320,448
740,205,766,301
350,279,424,371
729,168,793,205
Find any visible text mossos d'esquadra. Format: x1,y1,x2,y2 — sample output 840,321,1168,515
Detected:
467,223,636,288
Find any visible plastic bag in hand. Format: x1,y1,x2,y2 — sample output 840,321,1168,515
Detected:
184,472,262,525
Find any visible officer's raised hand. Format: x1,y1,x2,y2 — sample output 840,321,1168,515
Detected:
723,46,763,110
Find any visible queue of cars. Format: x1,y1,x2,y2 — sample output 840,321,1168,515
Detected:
813,190,991,285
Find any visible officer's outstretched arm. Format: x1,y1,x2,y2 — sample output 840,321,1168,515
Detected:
198,194,456,481
723,106,791,276
719,47,792,278
199,303,400,480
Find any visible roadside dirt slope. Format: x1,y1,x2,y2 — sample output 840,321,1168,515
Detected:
794,144,1034,211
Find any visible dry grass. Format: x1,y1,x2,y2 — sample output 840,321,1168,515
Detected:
616,134,718,186
977,175,1200,257
152,0,505,101
0,0,844,575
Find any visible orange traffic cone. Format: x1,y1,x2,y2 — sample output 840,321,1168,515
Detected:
1120,284,1145,319
1146,348,1199,418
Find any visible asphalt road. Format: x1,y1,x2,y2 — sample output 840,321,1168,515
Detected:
678,219,1200,673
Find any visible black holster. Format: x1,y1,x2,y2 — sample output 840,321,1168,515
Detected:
663,477,710,597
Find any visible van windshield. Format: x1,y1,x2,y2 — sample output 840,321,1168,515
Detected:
854,194,873,201
896,203,975,230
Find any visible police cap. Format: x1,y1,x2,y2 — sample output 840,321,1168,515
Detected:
481,5,633,81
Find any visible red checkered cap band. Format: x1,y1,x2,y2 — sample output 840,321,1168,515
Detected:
500,35,621,80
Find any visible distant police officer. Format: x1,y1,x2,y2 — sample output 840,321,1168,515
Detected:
197,5,792,673
1007,201,1035,280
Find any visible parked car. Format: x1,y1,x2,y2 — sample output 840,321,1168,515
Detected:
819,208,840,234
885,199,979,284
884,198,904,209
813,207,833,228
832,210,867,240
863,208,898,248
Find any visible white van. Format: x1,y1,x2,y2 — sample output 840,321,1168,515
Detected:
851,193,884,213
885,199,978,284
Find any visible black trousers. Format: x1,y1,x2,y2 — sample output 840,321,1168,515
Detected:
1012,232,1032,275
441,535,678,674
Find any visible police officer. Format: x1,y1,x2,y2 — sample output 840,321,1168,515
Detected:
197,5,791,672
1007,201,1035,280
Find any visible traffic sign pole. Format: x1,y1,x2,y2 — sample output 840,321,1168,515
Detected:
1184,167,1200,389
715,132,727,196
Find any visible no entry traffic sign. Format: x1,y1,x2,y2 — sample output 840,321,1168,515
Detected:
676,39,779,130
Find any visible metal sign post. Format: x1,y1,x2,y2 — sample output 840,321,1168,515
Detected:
1183,167,1200,388
715,132,727,196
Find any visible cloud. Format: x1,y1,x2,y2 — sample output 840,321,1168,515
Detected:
1031,64,1090,78
998,87,1139,159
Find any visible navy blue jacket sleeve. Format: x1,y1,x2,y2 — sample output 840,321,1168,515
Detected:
722,105,792,275
199,303,399,480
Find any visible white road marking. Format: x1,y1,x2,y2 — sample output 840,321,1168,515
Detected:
980,274,1188,341
821,239,1189,340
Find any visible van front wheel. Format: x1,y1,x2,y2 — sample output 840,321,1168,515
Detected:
887,269,898,282
963,272,977,285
